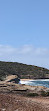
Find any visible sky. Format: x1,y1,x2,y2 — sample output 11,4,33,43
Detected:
0,0,49,68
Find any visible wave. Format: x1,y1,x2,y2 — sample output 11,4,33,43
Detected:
19,80,32,84
19,79,49,88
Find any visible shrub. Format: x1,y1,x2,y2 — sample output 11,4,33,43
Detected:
27,93,39,97
46,91,49,96
41,90,47,96
41,90,49,96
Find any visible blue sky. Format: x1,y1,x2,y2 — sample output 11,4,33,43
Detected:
0,0,49,68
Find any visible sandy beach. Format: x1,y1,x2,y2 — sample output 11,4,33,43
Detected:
20,79,33,81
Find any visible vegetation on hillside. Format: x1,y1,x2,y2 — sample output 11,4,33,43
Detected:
0,61,49,80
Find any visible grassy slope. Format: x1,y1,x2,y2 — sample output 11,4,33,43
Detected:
0,61,49,80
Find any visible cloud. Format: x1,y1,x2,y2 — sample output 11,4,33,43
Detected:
0,44,49,69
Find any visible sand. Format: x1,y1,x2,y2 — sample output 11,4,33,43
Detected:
20,79,33,81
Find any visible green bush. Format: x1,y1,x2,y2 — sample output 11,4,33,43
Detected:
46,91,49,96
41,90,49,96
41,90,47,96
27,93,39,97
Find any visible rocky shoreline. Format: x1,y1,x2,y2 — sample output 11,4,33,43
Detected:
0,76,49,111
0,81,49,97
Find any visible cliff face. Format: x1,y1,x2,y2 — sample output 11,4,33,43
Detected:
0,61,49,80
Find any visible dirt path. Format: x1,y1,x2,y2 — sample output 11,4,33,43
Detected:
0,93,49,111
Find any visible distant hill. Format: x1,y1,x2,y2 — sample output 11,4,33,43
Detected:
0,61,49,80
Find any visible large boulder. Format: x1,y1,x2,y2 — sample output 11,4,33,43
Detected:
5,75,20,84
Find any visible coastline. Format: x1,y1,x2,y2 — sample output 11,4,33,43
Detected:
0,80,49,110
20,79,49,88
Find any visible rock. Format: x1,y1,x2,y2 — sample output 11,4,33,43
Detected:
1,108,6,111
8,78,20,84
5,75,20,84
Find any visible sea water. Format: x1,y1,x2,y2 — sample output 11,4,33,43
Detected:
19,79,49,88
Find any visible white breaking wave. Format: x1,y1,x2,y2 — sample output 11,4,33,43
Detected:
20,79,49,84
19,79,49,88
19,80,32,84
33,79,49,81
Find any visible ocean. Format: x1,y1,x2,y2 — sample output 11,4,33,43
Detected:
19,79,49,88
